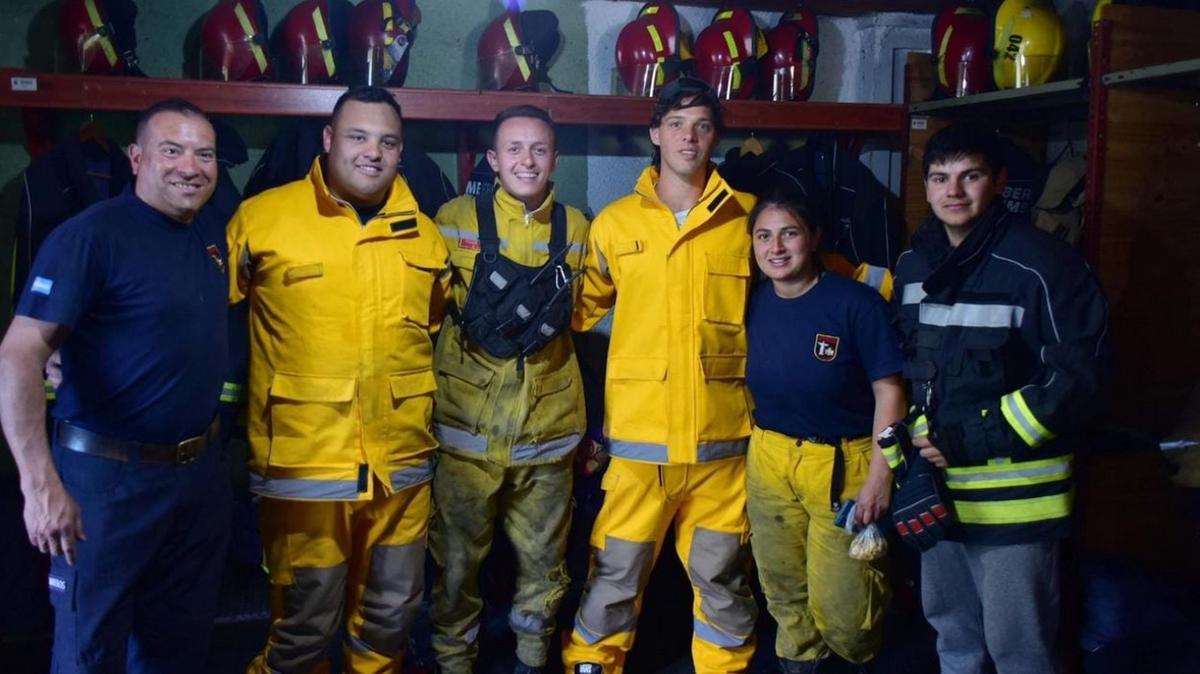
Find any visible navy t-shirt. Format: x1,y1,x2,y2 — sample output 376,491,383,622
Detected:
746,273,903,440
16,189,228,444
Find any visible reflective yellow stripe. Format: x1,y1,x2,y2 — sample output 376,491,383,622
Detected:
84,0,119,67
311,6,336,77
220,382,246,403
954,490,1073,525
643,5,660,15
721,30,741,90
1001,391,1056,448
382,2,395,46
937,25,954,88
44,379,56,401
945,454,1072,490
909,414,929,439
881,444,904,470
722,29,739,58
647,24,664,53
233,3,269,74
503,17,531,82
716,10,734,21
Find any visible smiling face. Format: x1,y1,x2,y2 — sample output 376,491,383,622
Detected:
752,205,820,295
322,100,403,207
487,115,557,211
925,154,1007,245
649,100,718,184
129,111,217,224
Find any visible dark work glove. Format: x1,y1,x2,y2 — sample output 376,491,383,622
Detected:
890,453,954,552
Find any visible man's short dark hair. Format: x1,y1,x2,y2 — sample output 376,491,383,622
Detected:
650,76,724,131
491,104,556,150
923,123,1005,177
330,85,404,127
135,98,209,143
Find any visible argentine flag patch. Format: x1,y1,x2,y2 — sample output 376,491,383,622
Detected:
31,276,53,296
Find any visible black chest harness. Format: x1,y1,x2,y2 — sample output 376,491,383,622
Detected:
456,196,574,373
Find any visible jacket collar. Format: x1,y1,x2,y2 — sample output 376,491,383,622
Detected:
634,164,754,218
307,156,419,225
916,199,1010,297
492,182,556,224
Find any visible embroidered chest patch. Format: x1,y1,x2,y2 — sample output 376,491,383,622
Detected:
458,238,481,251
814,333,840,362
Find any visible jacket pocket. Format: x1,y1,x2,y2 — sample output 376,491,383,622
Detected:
267,372,357,469
607,357,668,441
434,357,495,433
702,253,750,325
390,368,437,400
399,250,446,327
283,262,324,285
698,354,751,439
529,369,582,441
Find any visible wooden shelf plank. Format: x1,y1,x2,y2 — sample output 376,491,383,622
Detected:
634,0,949,17
0,70,905,132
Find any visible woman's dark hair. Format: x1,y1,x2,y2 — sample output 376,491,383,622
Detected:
747,190,824,236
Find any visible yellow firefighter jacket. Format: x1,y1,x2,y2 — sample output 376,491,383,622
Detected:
432,186,589,466
574,165,755,464
228,158,450,501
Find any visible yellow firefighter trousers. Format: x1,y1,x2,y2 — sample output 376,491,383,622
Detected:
247,480,430,674
745,428,890,664
563,457,757,674
429,452,573,672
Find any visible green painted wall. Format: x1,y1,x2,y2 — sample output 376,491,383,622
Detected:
0,0,595,320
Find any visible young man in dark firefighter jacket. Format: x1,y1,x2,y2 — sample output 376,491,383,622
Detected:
892,123,1109,674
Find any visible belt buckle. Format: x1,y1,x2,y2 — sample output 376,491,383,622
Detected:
175,435,204,464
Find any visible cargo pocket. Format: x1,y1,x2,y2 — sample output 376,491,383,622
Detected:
860,563,890,632
530,370,580,441
606,357,667,440
699,354,750,438
267,372,357,469
702,253,750,325
398,250,446,327
434,358,494,433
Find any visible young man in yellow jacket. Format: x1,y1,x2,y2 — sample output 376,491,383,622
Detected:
563,78,758,674
429,105,589,674
228,86,450,674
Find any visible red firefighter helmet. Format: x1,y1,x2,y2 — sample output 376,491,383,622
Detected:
761,8,819,101
200,0,273,81
345,0,420,87
274,0,351,84
694,6,767,99
931,4,993,96
58,0,142,75
614,2,693,95
477,9,561,91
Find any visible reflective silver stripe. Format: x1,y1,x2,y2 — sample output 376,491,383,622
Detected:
607,440,669,462
919,302,1025,329
574,616,604,645
944,459,1071,488
864,265,886,291
345,633,375,654
434,424,487,454
533,240,585,256
509,608,546,635
902,282,926,305
693,617,748,647
389,460,433,492
248,474,360,500
511,432,583,463
437,424,581,463
696,439,748,461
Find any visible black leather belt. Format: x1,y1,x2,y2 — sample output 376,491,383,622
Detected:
56,418,220,465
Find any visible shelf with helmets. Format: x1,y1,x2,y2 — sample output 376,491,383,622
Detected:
0,70,906,132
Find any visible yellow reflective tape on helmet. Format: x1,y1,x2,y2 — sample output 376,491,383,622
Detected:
84,0,119,68
311,6,337,77
716,10,734,21
721,29,738,58
721,30,741,90
937,25,954,89
233,3,269,74
643,5,660,16
647,24,664,53
953,490,1073,525
1001,391,1056,448
503,16,531,83
382,1,395,46
944,454,1072,490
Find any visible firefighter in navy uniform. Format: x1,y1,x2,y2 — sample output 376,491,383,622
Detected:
892,123,1108,674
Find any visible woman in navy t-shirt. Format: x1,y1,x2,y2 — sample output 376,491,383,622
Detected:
744,193,906,672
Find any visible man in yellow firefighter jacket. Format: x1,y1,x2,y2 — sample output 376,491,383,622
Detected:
228,86,450,674
562,77,759,674
429,105,589,674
